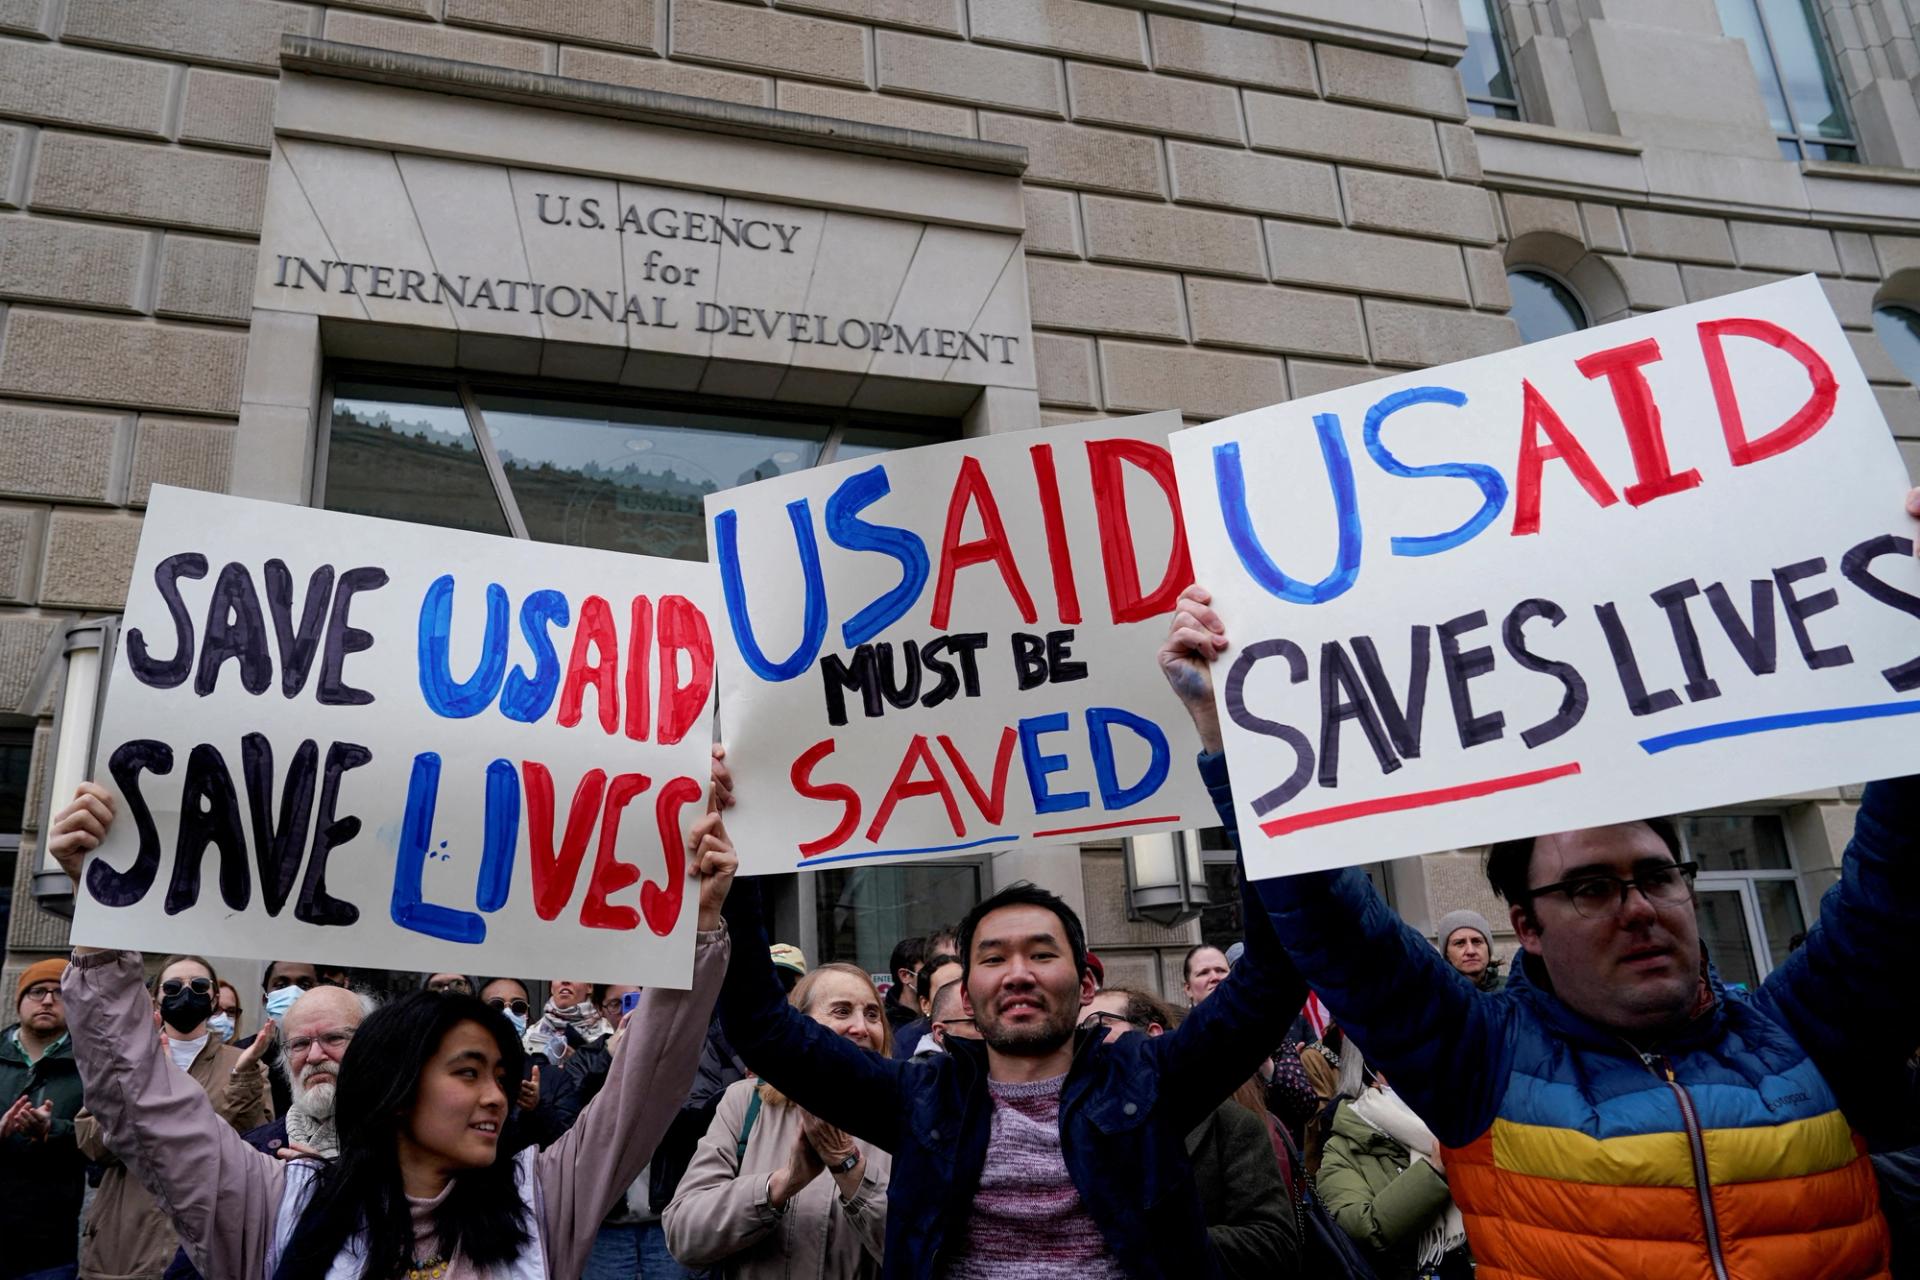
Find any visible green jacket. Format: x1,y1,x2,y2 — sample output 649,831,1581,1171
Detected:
1313,1098,1451,1280
0,1024,88,1278
1184,1101,1298,1278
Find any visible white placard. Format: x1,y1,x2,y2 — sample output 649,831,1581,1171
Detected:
705,412,1215,875
1171,276,1920,879
71,488,719,986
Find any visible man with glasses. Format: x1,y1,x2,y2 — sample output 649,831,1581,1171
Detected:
1161,558,1920,1279
1,959,86,1280
924,979,979,1053
423,973,472,996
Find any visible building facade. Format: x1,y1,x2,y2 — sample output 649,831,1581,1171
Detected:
1,0,1916,1008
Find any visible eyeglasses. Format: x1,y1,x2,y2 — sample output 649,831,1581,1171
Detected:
933,1016,975,1030
161,977,214,998
427,978,471,994
486,997,531,1016
20,985,60,1004
284,1030,355,1059
1078,1010,1141,1032
1526,861,1700,918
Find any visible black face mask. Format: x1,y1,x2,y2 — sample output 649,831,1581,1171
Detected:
159,988,213,1033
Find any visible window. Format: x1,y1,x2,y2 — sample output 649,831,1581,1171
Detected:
1458,0,1520,120
1681,812,1804,989
1507,270,1590,344
0,727,30,948
1874,305,1920,386
813,863,983,985
1716,0,1858,161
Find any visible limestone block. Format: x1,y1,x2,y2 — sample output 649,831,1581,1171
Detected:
1852,329,1910,387
129,416,235,503
0,309,248,415
1185,278,1366,359
1167,141,1337,222
776,0,961,35
1678,263,1788,302
0,37,174,137
323,11,553,72
1287,358,1385,398
1600,254,1686,310
39,509,141,609
1876,236,1920,276
180,70,275,153
1364,298,1518,367
673,0,865,85
1081,195,1263,279
1265,220,1470,305
1502,193,1582,243
1068,63,1240,143
1572,20,1780,160
969,0,1145,66
447,0,655,52
0,0,47,37
1878,386,1920,440
1622,208,1735,264
0,125,24,210
1580,202,1627,253
324,0,437,14
1728,221,1841,275
1819,277,1878,330
1099,338,1284,420
557,46,771,105
62,0,312,70
1033,330,1098,407
157,235,256,323
1146,15,1312,93
1342,170,1497,244
1244,92,1440,175
778,82,973,135
1904,439,1920,485
978,114,1161,197
1463,247,1511,311
1040,408,1100,427
877,31,1061,114
1438,122,1482,182
0,402,124,502
0,615,56,714
1833,230,1879,280
32,133,267,235
0,504,37,602
1320,44,1466,119
1021,187,1079,256
1027,258,1184,339
0,215,150,311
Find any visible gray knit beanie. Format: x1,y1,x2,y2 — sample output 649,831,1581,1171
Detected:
1436,908,1494,948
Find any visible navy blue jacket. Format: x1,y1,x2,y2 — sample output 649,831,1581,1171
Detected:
718,767,1306,1280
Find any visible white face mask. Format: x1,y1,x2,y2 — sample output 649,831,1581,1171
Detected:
504,1009,527,1037
264,986,301,1022
207,1012,235,1041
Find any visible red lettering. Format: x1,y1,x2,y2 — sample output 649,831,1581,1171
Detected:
656,595,714,746
1698,317,1838,466
1575,338,1701,507
558,594,618,733
523,762,606,921
641,775,700,937
793,738,860,857
865,734,964,843
938,727,1018,825
581,772,651,931
1087,438,1193,624
623,595,652,742
1028,444,1081,626
1512,379,1621,536
929,456,1037,630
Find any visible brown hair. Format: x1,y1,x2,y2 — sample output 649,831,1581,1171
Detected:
761,963,892,1108
152,953,219,994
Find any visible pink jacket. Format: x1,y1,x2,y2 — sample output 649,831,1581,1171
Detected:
63,932,729,1280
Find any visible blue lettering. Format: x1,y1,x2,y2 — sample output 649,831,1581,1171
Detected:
418,576,510,718
827,465,930,647
1363,386,1508,557
1213,414,1362,605
1019,712,1089,814
475,758,519,913
391,752,485,944
1087,706,1170,810
714,502,828,682
500,589,570,723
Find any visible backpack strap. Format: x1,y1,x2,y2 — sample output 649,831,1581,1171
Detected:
735,1085,763,1167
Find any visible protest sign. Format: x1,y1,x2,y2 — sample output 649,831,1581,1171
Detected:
705,412,1215,874
71,487,718,986
1172,276,1920,879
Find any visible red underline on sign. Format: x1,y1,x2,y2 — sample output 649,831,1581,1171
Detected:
1257,763,1583,839
1031,814,1182,838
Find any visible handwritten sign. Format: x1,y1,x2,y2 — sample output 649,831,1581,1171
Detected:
71,488,718,986
705,412,1215,874
1172,276,1920,878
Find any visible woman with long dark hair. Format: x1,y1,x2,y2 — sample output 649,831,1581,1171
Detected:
46,777,736,1280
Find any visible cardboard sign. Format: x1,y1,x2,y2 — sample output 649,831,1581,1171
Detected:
1172,276,1920,878
71,488,718,986
705,412,1215,874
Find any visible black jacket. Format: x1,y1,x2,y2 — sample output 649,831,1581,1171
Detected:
0,1027,87,1279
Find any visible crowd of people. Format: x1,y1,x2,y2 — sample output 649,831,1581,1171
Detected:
5,488,1919,1280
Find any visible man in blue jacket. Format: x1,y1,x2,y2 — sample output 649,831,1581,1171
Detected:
709,752,1306,1280
1156,485,1920,1280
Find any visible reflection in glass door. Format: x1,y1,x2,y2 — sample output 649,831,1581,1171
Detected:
1696,886,1762,992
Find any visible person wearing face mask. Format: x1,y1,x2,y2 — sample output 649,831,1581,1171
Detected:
525,979,614,1064
73,955,274,1280
665,964,892,1280
481,978,576,1152
239,961,318,1119
210,983,242,1044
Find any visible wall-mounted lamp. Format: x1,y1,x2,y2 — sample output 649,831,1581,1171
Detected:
1123,828,1209,927
30,618,117,915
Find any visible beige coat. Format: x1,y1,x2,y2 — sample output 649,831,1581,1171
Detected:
664,1077,889,1280
76,1035,271,1280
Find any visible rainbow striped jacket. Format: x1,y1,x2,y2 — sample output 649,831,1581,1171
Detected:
1199,756,1917,1280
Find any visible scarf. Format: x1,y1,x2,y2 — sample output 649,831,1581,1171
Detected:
1350,1087,1468,1268
524,1001,611,1059
286,1092,341,1158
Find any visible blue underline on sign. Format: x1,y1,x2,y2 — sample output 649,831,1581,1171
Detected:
1638,697,1920,755
797,834,1021,867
